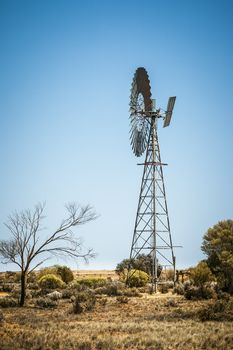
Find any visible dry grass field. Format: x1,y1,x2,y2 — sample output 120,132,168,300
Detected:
75,270,118,280
1,292,233,350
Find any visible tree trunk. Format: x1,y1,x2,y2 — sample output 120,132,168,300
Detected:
19,271,27,306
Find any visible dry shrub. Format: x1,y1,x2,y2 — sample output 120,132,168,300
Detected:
0,310,4,322
165,298,177,307
122,287,141,297
158,283,169,294
46,291,62,301
173,282,185,295
116,296,129,304
62,288,75,299
0,282,15,292
94,281,124,296
35,297,58,308
184,285,214,300
98,297,108,306
199,299,233,321
72,291,96,314
0,297,18,307
28,282,39,290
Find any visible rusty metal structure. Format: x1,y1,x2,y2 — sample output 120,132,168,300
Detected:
128,67,176,292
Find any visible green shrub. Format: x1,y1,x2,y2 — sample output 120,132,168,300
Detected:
72,291,96,314
189,261,215,287
201,220,233,294
37,267,58,280
56,265,74,284
38,265,74,284
116,254,162,277
35,297,57,308
0,297,18,308
38,274,65,290
126,269,149,288
76,277,107,289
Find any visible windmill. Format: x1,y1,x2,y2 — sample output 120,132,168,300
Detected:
128,67,176,292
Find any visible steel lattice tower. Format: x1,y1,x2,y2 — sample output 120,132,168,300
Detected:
128,67,176,292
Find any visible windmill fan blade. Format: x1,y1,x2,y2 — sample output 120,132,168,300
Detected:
129,67,152,157
163,96,176,128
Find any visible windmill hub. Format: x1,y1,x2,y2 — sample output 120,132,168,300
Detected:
128,67,176,292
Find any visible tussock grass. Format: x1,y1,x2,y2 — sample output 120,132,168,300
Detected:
1,295,233,349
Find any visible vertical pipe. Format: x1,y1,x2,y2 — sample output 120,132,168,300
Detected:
151,117,157,292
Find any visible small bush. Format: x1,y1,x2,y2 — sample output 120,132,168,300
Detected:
166,269,175,281
104,282,120,296
158,284,169,294
116,296,129,304
76,277,107,289
173,282,185,295
0,297,18,308
122,287,141,297
56,265,74,284
11,285,21,300
37,267,58,280
38,274,65,290
189,261,215,287
1,283,14,293
62,288,75,299
30,289,43,298
4,271,17,282
165,298,177,307
98,297,107,306
198,299,233,321
184,285,214,300
126,270,149,288
216,289,230,301
68,280,88,292
46,291,62,300
94,282,124,296
28,282,39,290
72,291,96,314
0,310,4,322
35,297,58,308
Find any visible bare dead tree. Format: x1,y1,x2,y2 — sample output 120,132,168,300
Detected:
0,202,98,306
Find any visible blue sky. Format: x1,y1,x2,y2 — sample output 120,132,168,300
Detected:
0,0,233,271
